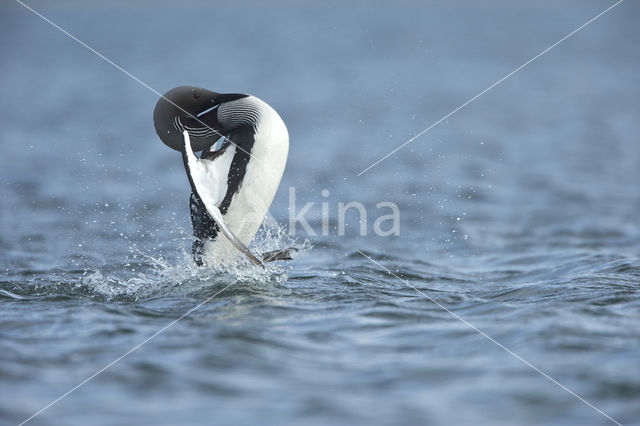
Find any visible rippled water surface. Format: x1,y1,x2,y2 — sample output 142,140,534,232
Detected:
1,1,639,425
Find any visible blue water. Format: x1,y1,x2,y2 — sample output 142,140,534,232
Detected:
1,1,639,425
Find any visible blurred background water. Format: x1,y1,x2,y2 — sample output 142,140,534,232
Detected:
1,0,639,425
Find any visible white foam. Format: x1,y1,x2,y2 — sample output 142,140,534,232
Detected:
80,218,309,301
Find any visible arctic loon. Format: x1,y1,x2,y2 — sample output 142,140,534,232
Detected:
153,86,292,267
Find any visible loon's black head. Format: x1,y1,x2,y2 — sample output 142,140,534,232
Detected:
153,86,248,152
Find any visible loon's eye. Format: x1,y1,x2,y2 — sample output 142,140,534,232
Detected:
193,93,200,99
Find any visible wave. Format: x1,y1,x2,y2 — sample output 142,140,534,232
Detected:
3,218,310,303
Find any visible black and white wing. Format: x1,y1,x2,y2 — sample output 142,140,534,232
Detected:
181,131,264,267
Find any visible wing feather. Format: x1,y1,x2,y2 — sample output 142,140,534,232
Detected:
182,131,264,267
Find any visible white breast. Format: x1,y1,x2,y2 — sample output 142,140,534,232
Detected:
203,96,289,265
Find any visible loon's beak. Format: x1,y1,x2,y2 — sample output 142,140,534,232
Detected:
153,86,226,152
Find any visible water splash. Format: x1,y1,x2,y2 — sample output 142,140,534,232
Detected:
77,217,310,301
